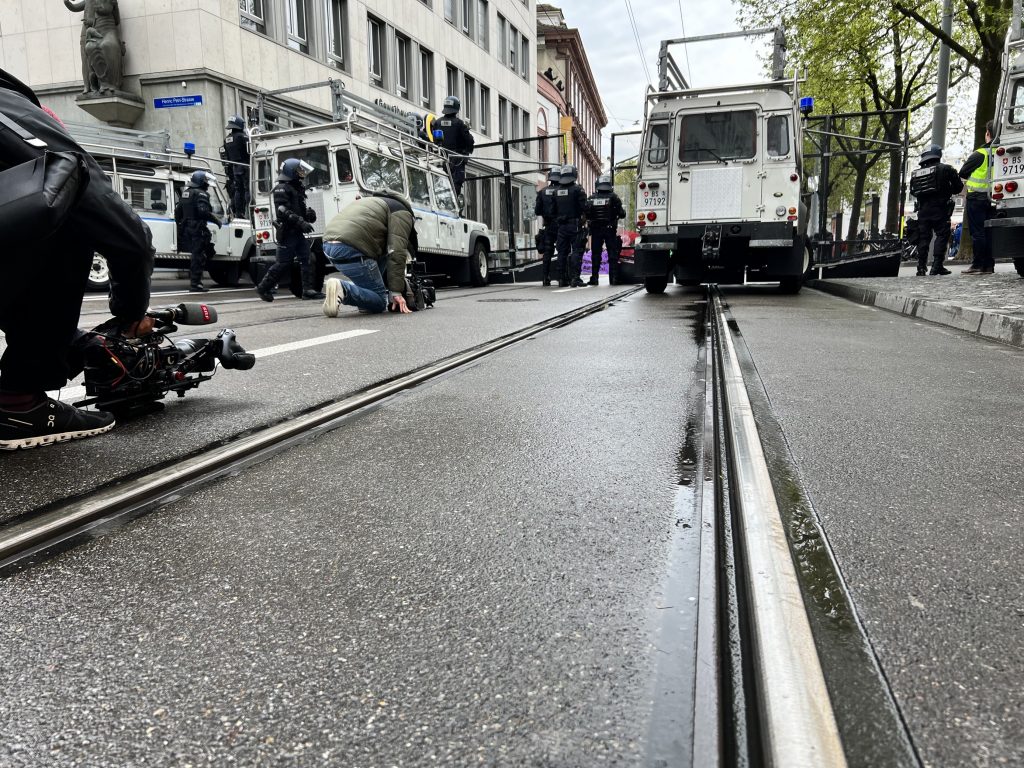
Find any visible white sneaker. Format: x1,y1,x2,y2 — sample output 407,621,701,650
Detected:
323,277,343,317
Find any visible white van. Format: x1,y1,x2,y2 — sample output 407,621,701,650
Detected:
988,14,1024,277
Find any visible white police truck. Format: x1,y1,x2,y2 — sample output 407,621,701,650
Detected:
247,81,495,291
68,122,254,290
632,29,809,293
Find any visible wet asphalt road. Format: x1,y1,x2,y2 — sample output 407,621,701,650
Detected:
0,287,705,766
724,285,1024,768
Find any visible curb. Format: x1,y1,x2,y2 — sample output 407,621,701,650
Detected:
807,280,1024,349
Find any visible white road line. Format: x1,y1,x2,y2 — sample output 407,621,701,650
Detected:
552,288,577,293
82,287,257,303
51,328,379,404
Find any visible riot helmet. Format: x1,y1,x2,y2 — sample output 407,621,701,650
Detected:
596,174,613,192
188,170,214,188
225,114,245,131
921,144,943,162
559,164,578,185
280,158,315,181
547,166,562,183
442,96,461,116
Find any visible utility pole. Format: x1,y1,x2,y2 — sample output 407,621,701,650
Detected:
931,0,954,147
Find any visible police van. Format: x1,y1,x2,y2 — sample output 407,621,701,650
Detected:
68,122,255,290
632,29,809,293
247,81,494,290
988,10,1024,277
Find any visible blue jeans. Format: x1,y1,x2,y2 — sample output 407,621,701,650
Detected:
324,242,389,313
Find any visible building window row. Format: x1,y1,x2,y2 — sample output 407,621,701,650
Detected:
443,62,493,136
240,1,350,70
496,13,529,81
439,0,491,52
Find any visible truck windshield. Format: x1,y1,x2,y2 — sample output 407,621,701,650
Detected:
277,146,330,188
356,148,407,193
679,110,757,163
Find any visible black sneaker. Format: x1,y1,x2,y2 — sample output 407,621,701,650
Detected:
256,285,275,302
302,289,326,300
588,278,599,286
916,269,927,276
0,398,115,451
929,267,952,276
542,280,551,286
189,284,210,293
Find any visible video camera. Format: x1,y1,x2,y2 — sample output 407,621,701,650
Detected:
70,302,255,418
391,261,436,312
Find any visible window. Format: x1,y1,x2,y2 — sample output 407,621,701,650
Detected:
477,0,489,50
446,64,459,102
326,0,347,67
463,75,475,126
461,0,472,35
766,115,790,157
464,178,479,221
508,25,518,71
356,148,406,192
432,173,459,213
121,179,170,214
679,111,757,163
277,145,331,188
497,15,507,65
512,185,523,232
498,96,508,139
521,111,530,155
479,85,490,134
396,34,410,98
511,105,520,141
1012,79,1024,125
646,123,669,165
335,148,354,183
239,0,265,34
255,158,272,194
480,178,493,228
286,0,309,52
419,48,434,109
407,167,432,206
444,0,456,24
368,16,385,88
520,34,529,79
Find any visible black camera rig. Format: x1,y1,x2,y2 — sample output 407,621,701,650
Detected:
71,302,255,418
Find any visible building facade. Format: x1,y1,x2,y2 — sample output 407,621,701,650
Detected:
535,4,605,193
0,0,539,240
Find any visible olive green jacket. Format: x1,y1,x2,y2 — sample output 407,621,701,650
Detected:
323,195,414,293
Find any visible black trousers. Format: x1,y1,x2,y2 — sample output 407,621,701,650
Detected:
231,170,250,216
260,230,312,289
964,194,993,269
590,225,621,282
189,227,211,286
449,162,466,197
0,232,92,393
916,205,952,270
539,225,557,280
555,222,581,283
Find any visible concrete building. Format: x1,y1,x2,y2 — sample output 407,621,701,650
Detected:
0,0,538,241
535,4,605,192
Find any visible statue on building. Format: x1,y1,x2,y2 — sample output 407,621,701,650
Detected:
64,0,126,95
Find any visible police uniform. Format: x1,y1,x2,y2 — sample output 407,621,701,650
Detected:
222,120,250,216
585,182,626,285
256,162,323,301
174,173,221,292
959,137,994,273
533,170,560,285
909,146,963,275
554,169,588,287
436,98,475,197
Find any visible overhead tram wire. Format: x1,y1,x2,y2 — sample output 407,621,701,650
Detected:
623,0,654,86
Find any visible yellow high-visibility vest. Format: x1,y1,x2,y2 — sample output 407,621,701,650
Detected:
965,146,990,192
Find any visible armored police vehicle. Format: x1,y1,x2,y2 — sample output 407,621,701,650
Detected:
68,122,254,291
988,7,1024,277
632,29,809,293
247,81,495,289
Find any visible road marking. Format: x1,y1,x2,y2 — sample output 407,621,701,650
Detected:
51,329,379,404
82,287,257,303
552,288,577,293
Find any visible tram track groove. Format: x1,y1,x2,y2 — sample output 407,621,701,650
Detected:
0,287,639,572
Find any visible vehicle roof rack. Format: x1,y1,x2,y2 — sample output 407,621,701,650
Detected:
657,27,787,92
65,120,172,161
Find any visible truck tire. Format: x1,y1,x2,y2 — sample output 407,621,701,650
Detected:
470,242,489,286
644,276,668,294
778,276,803,294
87,254,110,292
1015,257,1024,277
208,262,241,287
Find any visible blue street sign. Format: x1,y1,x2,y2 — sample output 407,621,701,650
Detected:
154,95,204,109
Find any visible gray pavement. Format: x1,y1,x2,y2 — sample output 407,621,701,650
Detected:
0,291,706,766
810,262,1024,348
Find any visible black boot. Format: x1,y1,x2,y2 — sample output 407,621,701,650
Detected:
256,279,275,302
301,269,325,300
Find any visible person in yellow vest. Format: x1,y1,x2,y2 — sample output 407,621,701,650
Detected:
958,120,995,274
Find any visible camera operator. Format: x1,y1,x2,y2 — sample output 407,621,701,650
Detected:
321,190,417,316
0,67,154,451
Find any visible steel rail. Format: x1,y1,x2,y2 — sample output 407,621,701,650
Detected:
0,288,639,566
710,289,848,768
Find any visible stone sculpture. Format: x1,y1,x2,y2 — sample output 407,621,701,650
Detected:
64,0,126,95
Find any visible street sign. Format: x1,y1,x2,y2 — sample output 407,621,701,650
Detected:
154,95,204,109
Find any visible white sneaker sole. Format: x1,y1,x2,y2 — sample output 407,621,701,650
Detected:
323,278,340,317
0,421,116,451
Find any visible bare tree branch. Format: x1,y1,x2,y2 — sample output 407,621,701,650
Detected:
893,3,983,66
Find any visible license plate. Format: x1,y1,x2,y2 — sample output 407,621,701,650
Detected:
639,189,667,208
1000,155,1024,176
254,208,272,230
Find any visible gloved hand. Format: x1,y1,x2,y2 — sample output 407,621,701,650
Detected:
301,221,315,234
304,208,317,224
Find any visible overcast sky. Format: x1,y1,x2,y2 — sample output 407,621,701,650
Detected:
550,0,772,167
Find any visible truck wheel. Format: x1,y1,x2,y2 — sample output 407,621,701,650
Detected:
470,242,489,286
1015,257,1024,277
208,262,241,287
779,276,804,294
644,276,668,294
87,254,110,292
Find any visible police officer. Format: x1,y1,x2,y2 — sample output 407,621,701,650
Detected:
554,164,588,287
959,120,995,275
256,159,325,302
435,96,475,197
909,144,963,276
222,115,250,216
533,166,561,285
585,174,626,285
174,170,221,293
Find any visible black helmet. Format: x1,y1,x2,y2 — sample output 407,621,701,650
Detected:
596,174,613,192
547,166,562,183
226,115,245,131
442,96,461,116
188,170,213,188
559,164,578,185
921,144,942,161
280,158,314,181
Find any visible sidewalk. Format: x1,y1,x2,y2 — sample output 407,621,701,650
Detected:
808,263,1024,348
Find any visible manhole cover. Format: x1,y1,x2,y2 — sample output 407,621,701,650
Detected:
477,298,541,302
